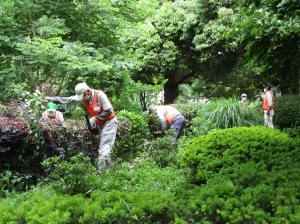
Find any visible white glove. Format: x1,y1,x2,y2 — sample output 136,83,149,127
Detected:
45,96,54,101
89,116,97,128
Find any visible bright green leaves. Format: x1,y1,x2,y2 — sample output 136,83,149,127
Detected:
11,37,109,94
194,7,235,50
123,0,242,102
0,0,153,101
33,16,71,38
183,126,298,183
231,0,300,92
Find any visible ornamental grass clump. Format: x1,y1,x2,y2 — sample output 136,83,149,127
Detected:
188,98,263,136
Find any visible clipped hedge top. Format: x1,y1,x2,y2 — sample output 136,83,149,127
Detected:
183,126,299,183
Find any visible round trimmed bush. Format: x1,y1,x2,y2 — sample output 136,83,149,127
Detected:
183,126,299,184
182,126,300,223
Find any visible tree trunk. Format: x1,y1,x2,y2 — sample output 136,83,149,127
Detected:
164,73,179,104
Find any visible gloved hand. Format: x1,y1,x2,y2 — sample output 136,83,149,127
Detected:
89,116,97,129
45,96,54,101
266,111,270,116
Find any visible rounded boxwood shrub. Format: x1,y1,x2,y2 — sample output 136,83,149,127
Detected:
181,126,300,223
183,126,300,184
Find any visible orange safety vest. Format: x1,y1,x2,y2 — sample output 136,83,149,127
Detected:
263,91,275,110
83,90,115,125
163,106,181,125
43,111,59,120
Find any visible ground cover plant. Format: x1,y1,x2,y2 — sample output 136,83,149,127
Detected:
1,125,299,223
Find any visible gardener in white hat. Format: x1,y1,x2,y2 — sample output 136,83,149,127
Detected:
73,82,118,172
41,102,64,122
149,104,186,141
239,93,249,108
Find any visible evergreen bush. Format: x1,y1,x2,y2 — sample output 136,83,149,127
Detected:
143,135,180,167
181,126,300,223
282,126,300,138
173,102,204,123
114,110,151,161
183,126,298,184
274,94,300,129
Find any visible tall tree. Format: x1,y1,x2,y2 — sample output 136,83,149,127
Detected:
230,0,300,94
124,0,239,104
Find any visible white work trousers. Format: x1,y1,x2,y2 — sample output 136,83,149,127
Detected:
264,109,274,128
97,117,118,171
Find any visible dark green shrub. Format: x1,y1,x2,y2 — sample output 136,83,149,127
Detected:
274,94,300,129
142,135,180,167
282,126,300,138
144,112,162,133
0,170,32,198
173,102,204,123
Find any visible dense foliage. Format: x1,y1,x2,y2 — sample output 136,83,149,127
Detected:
1,0,300,222
183,126,299,183
274,94,300,129
1,125,300,223
232,0,300,94
182,126,300,223
0,0,299,105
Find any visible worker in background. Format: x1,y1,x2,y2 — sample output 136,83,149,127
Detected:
239,93,249,108
41,102,64,122
149,104,186,141
262,85,275,128
257,85,275,128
